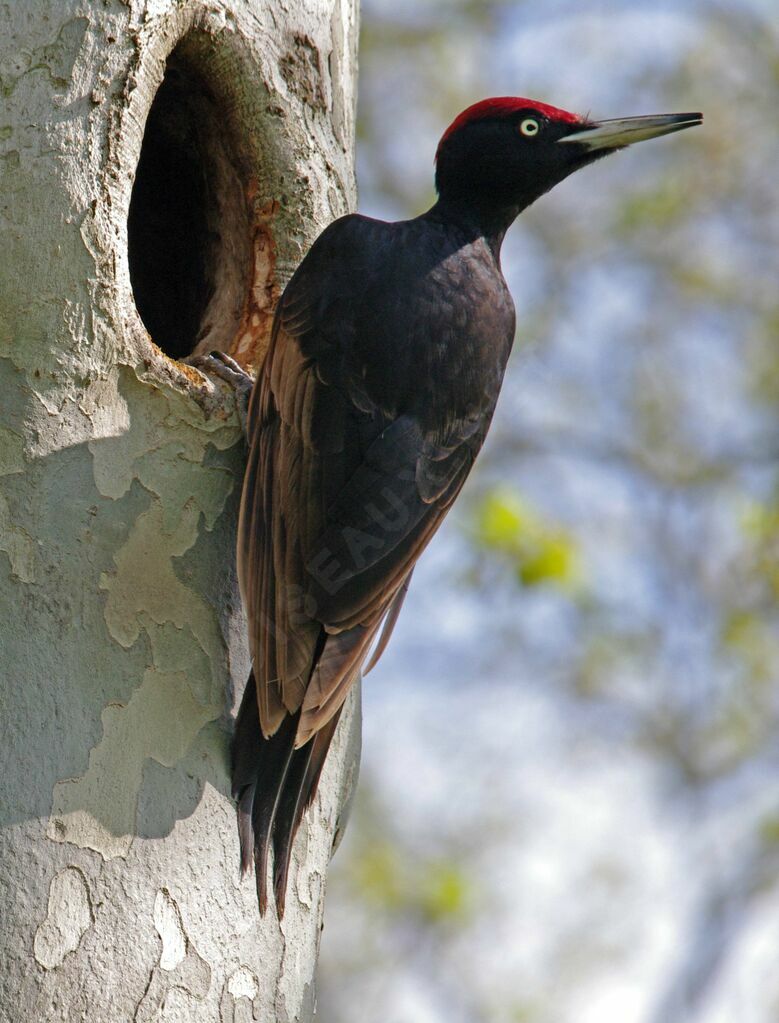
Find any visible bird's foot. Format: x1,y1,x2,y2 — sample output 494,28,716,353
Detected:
187,351,254,435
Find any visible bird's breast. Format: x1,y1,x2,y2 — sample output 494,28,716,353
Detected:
359,237,515,432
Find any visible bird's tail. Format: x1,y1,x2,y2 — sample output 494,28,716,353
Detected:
231,671,342,917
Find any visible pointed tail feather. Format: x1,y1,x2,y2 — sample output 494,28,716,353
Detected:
232,673,296,914
272,706,343,915
231,671,341,917
271,741,314,918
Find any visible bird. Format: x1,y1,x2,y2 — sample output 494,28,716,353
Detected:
214,96,702,916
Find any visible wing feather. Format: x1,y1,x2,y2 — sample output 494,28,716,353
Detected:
233,213,507,913
240,309,485,721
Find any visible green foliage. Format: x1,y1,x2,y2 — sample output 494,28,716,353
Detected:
739,499,779,599
354,838,473,926
354,841,406,909
759,815,779,849
418,861,471,923
614,182,693,233
722,610,778,684
473,488,581,590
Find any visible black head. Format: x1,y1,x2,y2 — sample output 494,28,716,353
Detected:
434,96,702,224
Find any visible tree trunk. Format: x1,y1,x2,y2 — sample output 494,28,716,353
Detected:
0,1,359,1019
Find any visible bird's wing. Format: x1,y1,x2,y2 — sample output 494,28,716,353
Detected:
237,217,489,748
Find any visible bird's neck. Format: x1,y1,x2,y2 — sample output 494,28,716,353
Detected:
424,195,522,262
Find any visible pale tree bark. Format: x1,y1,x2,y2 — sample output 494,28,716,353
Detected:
0,2,360,1020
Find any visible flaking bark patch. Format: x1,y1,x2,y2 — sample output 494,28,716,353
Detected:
48,657,220,859
33,866,93,970
280,34,328,111
134,889,211,1020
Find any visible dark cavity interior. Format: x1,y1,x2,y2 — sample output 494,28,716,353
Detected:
128,54,250,360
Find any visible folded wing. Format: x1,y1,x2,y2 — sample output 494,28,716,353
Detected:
233,214,492,912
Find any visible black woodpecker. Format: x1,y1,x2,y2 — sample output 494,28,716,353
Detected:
210,96,702,915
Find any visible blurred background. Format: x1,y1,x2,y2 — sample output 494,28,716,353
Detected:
316,2,779,1021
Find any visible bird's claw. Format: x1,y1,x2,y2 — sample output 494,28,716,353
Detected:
187,351,254,435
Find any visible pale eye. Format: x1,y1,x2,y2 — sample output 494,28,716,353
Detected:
519,117,540,137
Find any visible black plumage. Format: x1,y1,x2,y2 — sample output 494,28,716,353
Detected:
231,96,702,915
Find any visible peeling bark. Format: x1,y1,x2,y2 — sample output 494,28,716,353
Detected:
0,2,360,1020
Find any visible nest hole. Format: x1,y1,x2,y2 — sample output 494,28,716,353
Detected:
128,50,252,360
